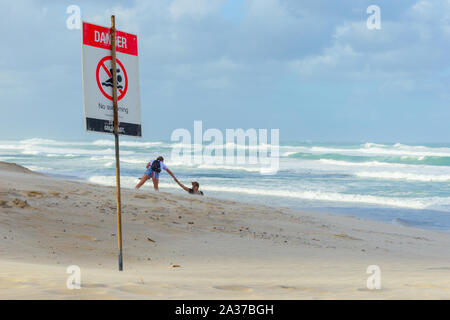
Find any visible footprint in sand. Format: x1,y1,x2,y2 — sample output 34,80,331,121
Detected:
82,283,108,288
0,278,39,289
49,192,61,197
333,234,361,241
272,285,315,292
74,234,98,241
25,191,44,198
357,287,387,292
114,284,162,296
0,200,10,208
427,267,450,270
404,284,449,290
275,285,299,291
213,285,253,292
11,199,29,208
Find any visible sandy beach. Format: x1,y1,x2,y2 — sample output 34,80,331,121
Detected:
0,161,449,299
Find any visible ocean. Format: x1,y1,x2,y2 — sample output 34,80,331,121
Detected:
1,138,450,232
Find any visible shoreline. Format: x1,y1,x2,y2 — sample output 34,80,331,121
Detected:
6,137,450,234
50,170,450,234
1,161,450,299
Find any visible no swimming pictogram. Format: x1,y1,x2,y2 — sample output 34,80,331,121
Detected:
96,56,128,101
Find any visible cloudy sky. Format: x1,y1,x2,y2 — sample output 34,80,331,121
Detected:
1,0,449,142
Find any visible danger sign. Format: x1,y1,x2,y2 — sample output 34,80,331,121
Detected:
82,22,141,137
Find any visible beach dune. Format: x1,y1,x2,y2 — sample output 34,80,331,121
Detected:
0,161,449,299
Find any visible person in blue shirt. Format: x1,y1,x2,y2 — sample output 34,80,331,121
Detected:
135,156,177,191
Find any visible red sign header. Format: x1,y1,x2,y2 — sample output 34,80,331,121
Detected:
82,22,138,56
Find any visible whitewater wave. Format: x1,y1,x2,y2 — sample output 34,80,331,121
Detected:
19,138,63,145
315,159,450,173
310,146,450,158
92,140,163,148
86,175,444,210
318,159,410,168
88,175,143,188
287,151,450,167
0,144,23,151
202,185,434,209
87,155,276,173
19,146,135,156
18,138,90,146
280,142,450,158
0,141,138,157
355,171,450,182
362,142,387,148
23,165,53,172
197,164,273,173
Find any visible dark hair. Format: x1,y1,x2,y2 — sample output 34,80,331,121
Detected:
157,156,164,162
192,181,199,188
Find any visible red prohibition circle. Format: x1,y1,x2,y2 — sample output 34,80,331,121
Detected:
96,56,128,101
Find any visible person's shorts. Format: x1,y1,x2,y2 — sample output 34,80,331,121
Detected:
144,168,160,179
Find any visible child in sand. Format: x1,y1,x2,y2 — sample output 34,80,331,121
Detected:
173,177,204,196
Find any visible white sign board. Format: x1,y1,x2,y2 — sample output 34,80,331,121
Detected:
82,21,141,137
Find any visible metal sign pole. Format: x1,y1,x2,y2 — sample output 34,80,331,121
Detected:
110,15,123,271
